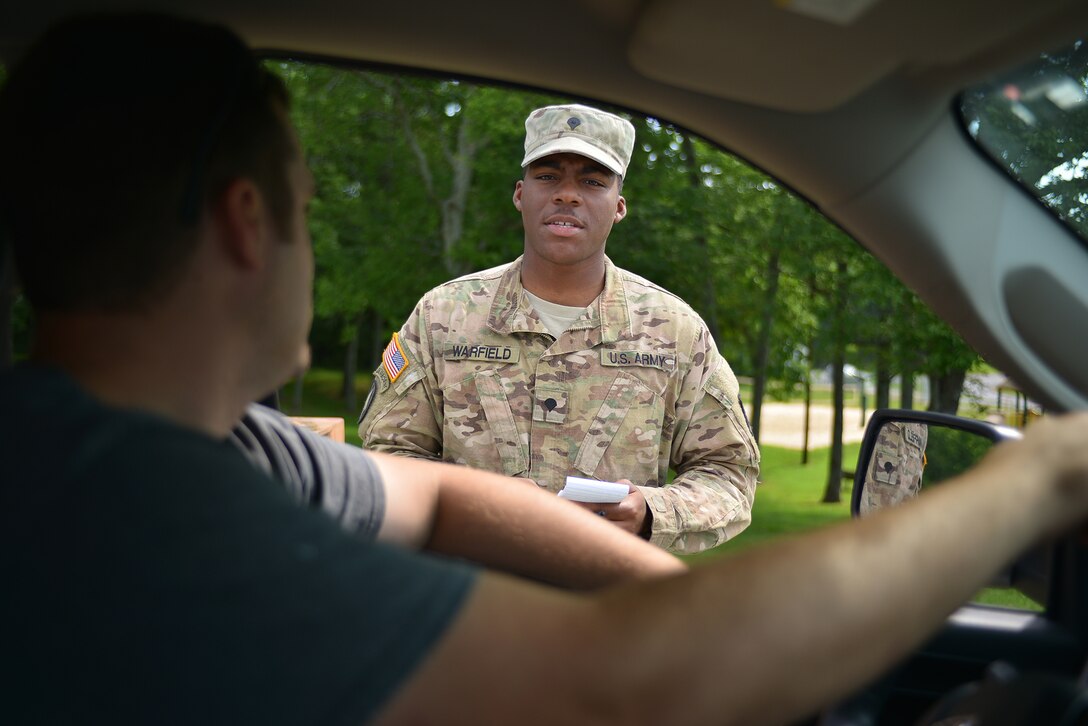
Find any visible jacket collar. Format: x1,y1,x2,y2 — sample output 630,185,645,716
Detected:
487,256,630,345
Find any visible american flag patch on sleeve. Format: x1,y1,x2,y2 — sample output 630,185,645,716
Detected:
382,332,410,382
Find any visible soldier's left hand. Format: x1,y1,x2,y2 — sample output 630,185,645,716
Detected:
573,480,649,536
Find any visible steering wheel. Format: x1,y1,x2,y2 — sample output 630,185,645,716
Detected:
914,661,1088,725
821,661,1088,726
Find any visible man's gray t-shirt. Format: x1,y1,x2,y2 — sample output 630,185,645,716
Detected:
0,365,475,725
232,404,384,538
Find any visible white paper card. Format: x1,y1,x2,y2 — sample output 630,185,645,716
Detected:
557,476,629,504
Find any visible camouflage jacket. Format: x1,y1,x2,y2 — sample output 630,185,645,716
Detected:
860,421,928,514
358,256,760,553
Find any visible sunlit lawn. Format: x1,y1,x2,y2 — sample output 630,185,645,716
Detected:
685,441,1040,610
684,441,858,562
284,367,1040,610
278,368,371,447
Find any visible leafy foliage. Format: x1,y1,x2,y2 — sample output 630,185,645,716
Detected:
3,59,989,440
270,61,988,423
962,39,1088,237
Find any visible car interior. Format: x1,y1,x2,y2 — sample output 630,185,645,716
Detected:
2,0,1088,722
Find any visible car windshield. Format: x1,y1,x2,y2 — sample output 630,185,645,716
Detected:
255,58,1043,610
961,38,1088,242
0,53,1048,611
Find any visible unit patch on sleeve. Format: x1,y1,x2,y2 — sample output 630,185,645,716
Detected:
903,423,925,449
382,332,410,382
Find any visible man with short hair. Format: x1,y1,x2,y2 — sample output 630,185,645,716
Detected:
5,14,1088,726
0,11,682,592
360,104,759,553
0,15,680,721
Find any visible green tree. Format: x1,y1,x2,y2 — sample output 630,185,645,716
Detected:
270,59,986,434
962,40,1088,236
275,62,439,406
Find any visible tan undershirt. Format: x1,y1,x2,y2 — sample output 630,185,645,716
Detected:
524,290,588,338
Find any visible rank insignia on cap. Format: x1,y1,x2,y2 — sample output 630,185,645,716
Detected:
382,332,409,383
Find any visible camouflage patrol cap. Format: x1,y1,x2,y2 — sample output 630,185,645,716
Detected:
522,104,636,177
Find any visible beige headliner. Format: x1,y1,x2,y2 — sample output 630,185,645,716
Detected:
2,0,1084,207
631,0,1086,112
1,0,1085,113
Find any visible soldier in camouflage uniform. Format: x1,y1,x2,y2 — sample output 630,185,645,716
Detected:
359,104,759,554
860,421,928,514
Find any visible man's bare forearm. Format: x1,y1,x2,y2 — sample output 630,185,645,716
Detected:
592,465,1055,724
583,417,1088,724
369,452,685,588
376,413,1088,726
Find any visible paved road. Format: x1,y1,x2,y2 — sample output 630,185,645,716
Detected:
755,402,872,450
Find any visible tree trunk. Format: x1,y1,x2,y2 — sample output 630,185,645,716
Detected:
822,260,848,503
900,369,915,410
368,311,385,370
801,341,813,465
680,134,721,343
440,112,478,277
857,377,867,429
875,348,891,410
387,81,479,278
823,344,846,503
928,369,967,414
292,374,304,412
749,249,781,444
342,315,363,413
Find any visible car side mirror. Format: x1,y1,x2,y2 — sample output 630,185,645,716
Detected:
852,409,1051,602
851,409,1022,518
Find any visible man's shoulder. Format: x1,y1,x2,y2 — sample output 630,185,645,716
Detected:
0,363,69,407
415,261,514,315
611,264,710,335
0,365,112,449
422,261,512,302
1,366,268,506
615,265,700,313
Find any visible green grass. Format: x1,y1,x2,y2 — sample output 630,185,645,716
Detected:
973,589,1042,610
685,441,858,560
682,441,1040,610
283,367,1041,611
277,368,372,447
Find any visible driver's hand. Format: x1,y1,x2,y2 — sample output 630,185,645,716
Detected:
982,412,1088,529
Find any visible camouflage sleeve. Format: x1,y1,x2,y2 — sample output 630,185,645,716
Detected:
860,421,928,515
357,299,444,460
637,334,760,555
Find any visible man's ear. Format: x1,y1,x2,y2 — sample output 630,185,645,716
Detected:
512,180,523,211
614,195,627,224
214,178,267,270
